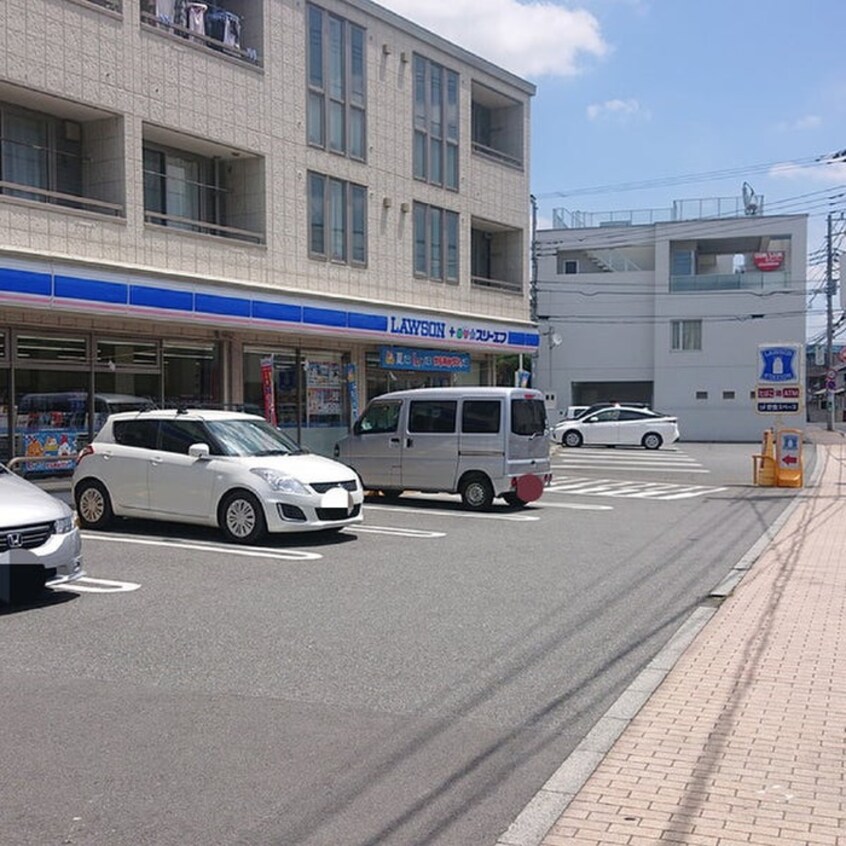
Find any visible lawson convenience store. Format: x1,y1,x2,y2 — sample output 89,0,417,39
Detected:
0,258,540,463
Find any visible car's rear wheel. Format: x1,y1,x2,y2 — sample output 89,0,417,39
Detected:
642,432,663,450
219,490,267,544
75,479,114,530
563,430,583,448
460,473,494,511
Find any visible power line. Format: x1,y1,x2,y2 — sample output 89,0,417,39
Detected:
533,148,846,201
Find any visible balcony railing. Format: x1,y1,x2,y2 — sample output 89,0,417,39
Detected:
71,0,122,12
670,271,790,293
471,275,523,295
471,141,523,170
140,6,260,65
144,210,264,244
0,181,124,217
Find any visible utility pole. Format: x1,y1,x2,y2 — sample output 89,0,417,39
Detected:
530,194,538,323
826,212,835,431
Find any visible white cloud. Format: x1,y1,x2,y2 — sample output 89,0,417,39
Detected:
376,0,608,78
586,97,649,122
776,115,822,132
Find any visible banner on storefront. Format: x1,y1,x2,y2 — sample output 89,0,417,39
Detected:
260,356,277,426
379,347,471,372
346,363,359,424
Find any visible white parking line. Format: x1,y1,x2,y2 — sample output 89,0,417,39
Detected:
80,532,324,561
351,525,446,537
52,576,141,594
364,504,540,521
537,501,614,511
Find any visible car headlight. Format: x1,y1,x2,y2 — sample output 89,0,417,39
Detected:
250,468,309,495
54,514,75,534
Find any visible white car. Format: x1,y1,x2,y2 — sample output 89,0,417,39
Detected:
0,463,84,603
553,406,680,450
72,409,364,543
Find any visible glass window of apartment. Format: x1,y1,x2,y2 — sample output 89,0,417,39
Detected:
0,104,84,206
307,4,366,161
671,319,702,351
413,55,459,190
144,145,214,233
143,137,264,244
471,82,524,169
413,202,459,282
308,172,367,265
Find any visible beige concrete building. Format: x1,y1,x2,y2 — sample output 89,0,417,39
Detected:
0,0,537,461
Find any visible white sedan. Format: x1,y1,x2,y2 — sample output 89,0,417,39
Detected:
553,406,680,450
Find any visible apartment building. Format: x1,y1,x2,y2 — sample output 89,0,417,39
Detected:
0,0,537,462
535,201,807,441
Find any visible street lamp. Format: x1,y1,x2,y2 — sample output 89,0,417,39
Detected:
539,326,563,404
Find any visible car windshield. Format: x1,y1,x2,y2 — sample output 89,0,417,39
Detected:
204,419,305,457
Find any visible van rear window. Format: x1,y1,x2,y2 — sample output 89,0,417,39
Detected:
511,399,546,436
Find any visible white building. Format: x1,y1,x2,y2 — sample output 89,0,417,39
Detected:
535,201,807,441
0,0,537,462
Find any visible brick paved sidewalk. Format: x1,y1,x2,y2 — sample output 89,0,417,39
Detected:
535,439,846,846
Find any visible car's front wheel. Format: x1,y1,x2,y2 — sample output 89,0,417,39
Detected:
562,430,583,448
642,432,663,450
75,479,114,530
219,490,267,544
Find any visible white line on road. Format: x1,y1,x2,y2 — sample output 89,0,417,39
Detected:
364,504,540,521
351,525,447,537
553,462,710,473
536,501,614,511
80,533,324,561
52,576,141,593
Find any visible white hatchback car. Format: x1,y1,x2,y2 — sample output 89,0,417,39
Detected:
72,409,364,543
0,463,84,603
553,406,680,450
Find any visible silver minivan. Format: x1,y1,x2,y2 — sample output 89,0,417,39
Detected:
334,387,551,509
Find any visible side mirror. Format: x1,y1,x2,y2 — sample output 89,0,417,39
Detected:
188,442,211,459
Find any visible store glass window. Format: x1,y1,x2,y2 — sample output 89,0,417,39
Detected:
163,342,220,407
242,348,348,457
97,339,158,368
15,335,88,363
303,351,348,455
243,349,299,425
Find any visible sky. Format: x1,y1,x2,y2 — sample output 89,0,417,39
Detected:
378,0,846,343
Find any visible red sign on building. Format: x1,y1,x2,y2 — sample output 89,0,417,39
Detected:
753,251,784,271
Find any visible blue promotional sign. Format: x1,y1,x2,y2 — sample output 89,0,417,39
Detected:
759,345,800,383
346,363,359,423
379,346,471,373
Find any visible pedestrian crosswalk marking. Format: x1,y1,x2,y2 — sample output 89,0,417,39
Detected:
552,446,710,474
547,476,727,501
